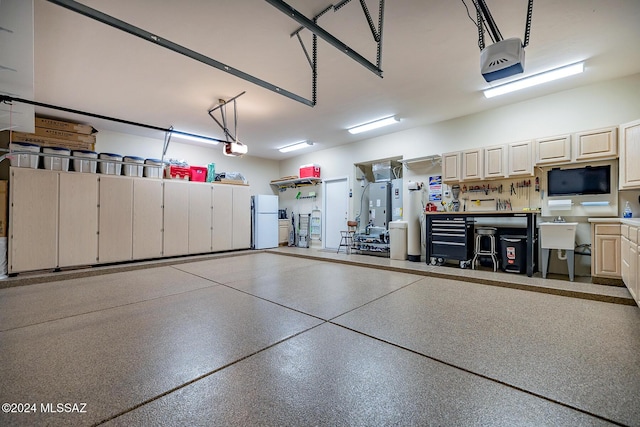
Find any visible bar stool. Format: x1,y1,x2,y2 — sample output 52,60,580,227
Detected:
471,226,499,272
337,221,358,254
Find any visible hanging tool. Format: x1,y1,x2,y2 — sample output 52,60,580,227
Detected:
510,182,515,196
535,176,539,192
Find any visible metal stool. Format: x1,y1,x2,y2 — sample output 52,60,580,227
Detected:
472,227,499,272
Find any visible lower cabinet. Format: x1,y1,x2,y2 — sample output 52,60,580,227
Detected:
132,178,164,260
591,222,622,280
189,183,213,254
232,185,251,249
212,185,233,251
58,173,98,267
163,180,190,257
98,175,133,263
9,168,58,273
621,224,639,304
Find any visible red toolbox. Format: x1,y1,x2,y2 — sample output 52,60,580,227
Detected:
189,166,207,182
299,164,320,178
165,165,190,180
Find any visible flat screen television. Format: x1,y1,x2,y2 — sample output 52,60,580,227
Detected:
547,165,611,196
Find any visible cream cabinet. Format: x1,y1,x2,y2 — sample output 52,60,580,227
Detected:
619,119,640,189
461,149,483,181
98,175,133,264
591,223,621,280
212,184,233,252
441,152,461,182
189,183,213,254
535,135,571,165
279,219,290,246
621,225,638,303
483,144,506,179
575,127,617,161
232,185,251,249
58,173,98,267
132,178,163,260
163,180,189,257
508,140,534,176
9,168,58,273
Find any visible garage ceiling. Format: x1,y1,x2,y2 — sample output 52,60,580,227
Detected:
32,0,640,159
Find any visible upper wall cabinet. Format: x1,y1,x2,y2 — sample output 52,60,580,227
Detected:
535,135,571,165
441,152,461,182
619,119,640,190
508,140,534,176
483,144,507,179
461,149,484,181
574,126,618,161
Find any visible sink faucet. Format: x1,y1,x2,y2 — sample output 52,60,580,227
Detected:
554,216,565,223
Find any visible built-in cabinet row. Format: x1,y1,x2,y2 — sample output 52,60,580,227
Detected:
590,220,640,306
8,167,251,274
442,125,620,182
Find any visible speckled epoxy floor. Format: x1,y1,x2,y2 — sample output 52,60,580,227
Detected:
1,252,639,426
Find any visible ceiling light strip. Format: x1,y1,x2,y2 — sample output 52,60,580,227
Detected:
484,62,584,98
348,116,399,134
46,0,314,107
278,141,313,153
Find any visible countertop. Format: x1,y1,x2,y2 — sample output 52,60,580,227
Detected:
425,210,540,216
588,217,640,226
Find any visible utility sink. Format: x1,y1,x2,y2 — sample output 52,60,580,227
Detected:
539,222,578,250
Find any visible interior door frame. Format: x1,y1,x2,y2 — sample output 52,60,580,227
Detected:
322,175,349,249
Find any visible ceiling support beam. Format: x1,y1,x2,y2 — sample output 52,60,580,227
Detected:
45,0,314,107
265,0,383,77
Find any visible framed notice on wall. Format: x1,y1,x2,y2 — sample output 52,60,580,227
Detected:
429,175,442,202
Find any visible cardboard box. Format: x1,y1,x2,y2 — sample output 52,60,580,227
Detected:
0,181,7,237
34,127,96,144
299,164,320,178
2,131,95,152
35,117,96,135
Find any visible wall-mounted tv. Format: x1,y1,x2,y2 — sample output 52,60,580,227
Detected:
547,165,611,196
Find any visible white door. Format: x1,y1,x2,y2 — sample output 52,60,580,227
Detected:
323,177,349,249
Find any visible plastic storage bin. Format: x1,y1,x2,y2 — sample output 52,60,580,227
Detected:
9,142,40,168
43,146,71,171
99,152,123,175
299,164,320,178
72,150,98,173
144,158,164,178
123,156,144,177
189,166,207,182
165,165,190,180
499,235,526,273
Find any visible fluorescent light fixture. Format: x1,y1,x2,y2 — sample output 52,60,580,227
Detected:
171,132,219,145
348,116,399,134
278,141,313,153
483,62,584,98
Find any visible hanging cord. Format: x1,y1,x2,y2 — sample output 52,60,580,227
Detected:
522,0,534,47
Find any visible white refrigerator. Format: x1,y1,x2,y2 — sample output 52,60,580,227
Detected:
251,195,279,249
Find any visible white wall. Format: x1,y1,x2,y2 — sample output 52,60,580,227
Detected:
95,130,280,195
279,73,640,273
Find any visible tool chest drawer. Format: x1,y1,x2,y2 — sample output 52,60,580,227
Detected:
427,216,474,265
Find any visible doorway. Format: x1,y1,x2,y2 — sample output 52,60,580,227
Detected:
323,177,349,249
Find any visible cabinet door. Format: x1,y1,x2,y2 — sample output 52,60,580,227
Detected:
575,127,617,161
189,183,212,254
212,185,233,251
98,175,133,264
594,234,621,278
9,168,58,273
58,172,98,267
621,235,630,287
133,178,163,259
163,180,189,257
461,149,483,181
535,135,571,165
232,186,251,249
619,119,640,189
441,152,461,182
484,145,506,179
508,140,534,176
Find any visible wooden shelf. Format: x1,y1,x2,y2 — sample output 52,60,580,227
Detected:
270,177,322,189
